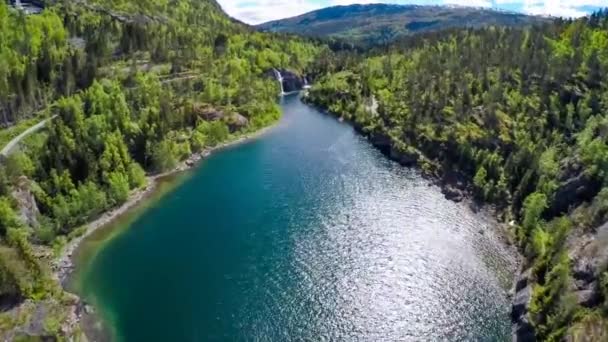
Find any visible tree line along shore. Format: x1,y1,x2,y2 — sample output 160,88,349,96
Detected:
1,0,608,340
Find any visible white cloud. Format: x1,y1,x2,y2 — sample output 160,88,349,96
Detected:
498,0,605,17
217,0,324,24
444,0,493,7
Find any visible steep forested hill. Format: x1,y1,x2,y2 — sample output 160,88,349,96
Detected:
306,10,608,341
0,0,322,339
257,4,550,45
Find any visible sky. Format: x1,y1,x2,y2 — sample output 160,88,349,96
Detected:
216,0,607,24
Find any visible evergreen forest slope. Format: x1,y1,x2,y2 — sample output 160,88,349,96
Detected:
305,10,608,341
0,0,322,339
1,0,608,340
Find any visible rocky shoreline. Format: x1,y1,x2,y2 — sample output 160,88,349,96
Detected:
304,96,490,207
50,123,278,339
302,95,528,336
354,117,608,341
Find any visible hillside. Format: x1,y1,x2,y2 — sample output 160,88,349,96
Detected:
305,9,608,341
1,0,607,340
0,0,321,339
257,4,551,44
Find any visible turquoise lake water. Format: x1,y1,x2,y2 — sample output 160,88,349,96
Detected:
79,94,517,341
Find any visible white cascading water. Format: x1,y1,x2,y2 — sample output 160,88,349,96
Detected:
303,77,311,89
273,68,285,96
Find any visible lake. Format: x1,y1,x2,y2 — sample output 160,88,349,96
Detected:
78,94,517,341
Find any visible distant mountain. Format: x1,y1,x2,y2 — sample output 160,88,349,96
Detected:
257,4,551,44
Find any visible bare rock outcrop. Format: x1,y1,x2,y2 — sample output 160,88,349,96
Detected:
569,221,608,307
511,269,536,342
192,104,249,132
511,267,536,341
193,104,226,121
226,113,249,132
11,176,40,228
548,160,601,217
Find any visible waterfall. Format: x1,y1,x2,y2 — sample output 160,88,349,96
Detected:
303,77,311,89
272,68,285,96
15,0,22,8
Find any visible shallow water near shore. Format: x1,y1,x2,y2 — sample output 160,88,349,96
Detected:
77,94,518,341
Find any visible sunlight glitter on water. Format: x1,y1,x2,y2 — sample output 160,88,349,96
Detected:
80,94,517,341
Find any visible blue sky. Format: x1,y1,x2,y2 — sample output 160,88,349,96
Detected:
217,0,607,24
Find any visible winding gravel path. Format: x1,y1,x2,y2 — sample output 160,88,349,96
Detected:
0,115,57,157
0,72,199,158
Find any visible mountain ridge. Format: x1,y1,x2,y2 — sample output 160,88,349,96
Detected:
257,3,551,44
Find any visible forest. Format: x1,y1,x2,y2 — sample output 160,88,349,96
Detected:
1,0,608,340
0,0,323,338
306,9,608,341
